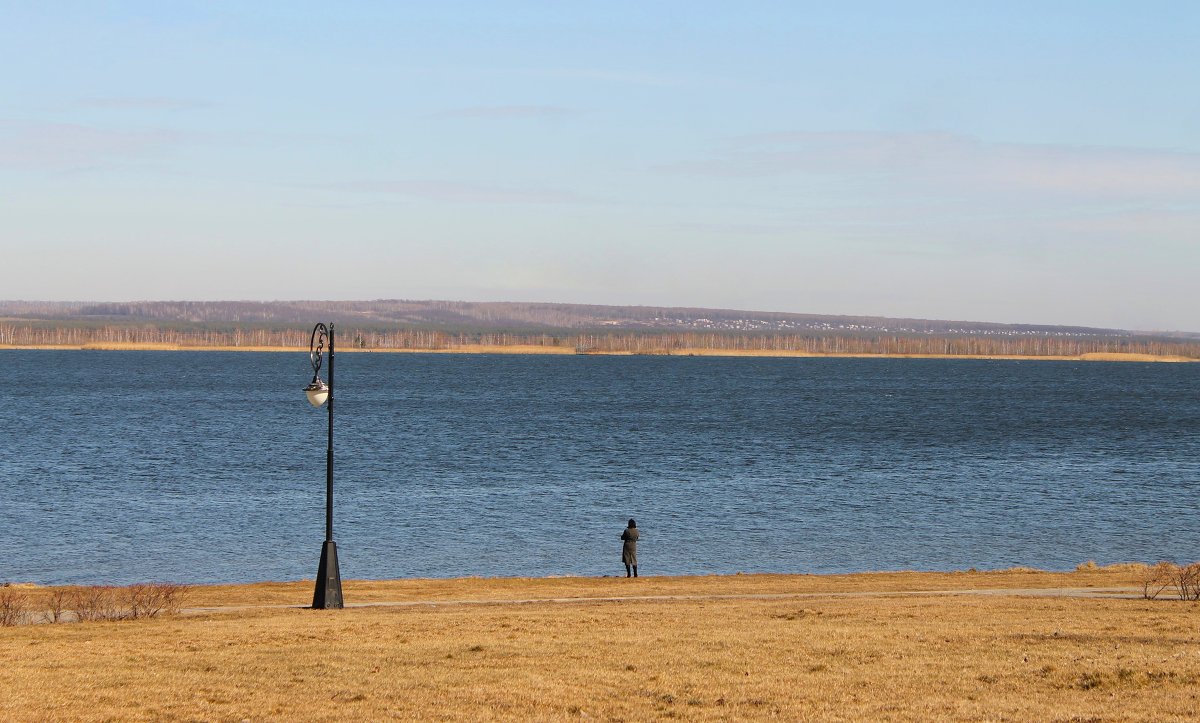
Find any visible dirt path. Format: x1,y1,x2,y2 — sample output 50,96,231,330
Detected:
180,586,1152,616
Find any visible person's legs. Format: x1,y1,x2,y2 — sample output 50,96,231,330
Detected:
625,564,631,577
633,565,638,577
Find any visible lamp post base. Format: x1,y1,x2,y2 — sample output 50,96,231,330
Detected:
312,540,344,609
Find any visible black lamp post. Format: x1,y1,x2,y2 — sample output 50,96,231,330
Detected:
305,322,343,609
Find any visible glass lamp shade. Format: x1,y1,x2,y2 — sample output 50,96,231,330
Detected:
304,378,330,407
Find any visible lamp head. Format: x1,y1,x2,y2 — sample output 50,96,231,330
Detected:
304,377,330,407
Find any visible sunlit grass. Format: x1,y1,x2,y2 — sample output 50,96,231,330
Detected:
4,567,1198,720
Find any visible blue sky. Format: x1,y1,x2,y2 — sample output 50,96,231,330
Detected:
2,2,1197,330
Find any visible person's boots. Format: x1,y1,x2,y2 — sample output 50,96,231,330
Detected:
633,565,638,578
625,565,631,578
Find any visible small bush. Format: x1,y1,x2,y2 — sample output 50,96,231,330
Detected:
64,583,189,623
0,583,191,626
1172,563,1200,602
126,583,187,619
1139,562,1177,600
0,587,29,626
1137,561,1200,601
47,587,72,623
71,586,123,622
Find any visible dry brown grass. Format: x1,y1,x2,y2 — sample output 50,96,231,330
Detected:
5,568,1199,721
162,567,1142,609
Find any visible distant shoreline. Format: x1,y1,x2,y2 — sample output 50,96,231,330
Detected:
2,342,1195,362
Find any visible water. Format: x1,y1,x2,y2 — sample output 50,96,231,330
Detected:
4,350,1199,585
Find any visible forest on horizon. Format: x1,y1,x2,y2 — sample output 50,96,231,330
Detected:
2,300,1199,358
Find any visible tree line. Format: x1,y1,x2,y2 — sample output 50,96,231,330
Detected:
3,323,1199,358
0,299,1157,338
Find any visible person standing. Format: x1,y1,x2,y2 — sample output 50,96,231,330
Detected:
621,519,639,577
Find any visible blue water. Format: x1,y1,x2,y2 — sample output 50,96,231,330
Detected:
4,350,1199,585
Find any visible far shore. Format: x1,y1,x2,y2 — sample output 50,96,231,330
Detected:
2,342,1195,362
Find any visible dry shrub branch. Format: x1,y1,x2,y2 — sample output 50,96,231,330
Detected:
1137,561,1200,601
126,583,187,619
0,587,29,626
66,583,189,623
70,586,122,622
0,582,189,626
47,587,71,623
1139,561,1178,600
1173,563,1200,601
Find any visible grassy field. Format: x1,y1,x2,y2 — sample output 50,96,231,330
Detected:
3,568,1199,721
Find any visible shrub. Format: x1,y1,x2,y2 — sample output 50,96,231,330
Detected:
47,587,72,623
1139,562,1177,600
126,583,187,619
71,586,123,622
0,587,29,627
1172,563,1200,602
1138,561,1200,601
63,583,189,623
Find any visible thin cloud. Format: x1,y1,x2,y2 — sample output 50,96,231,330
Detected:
487,66,692,89
0,120,188,170
672,221,793,236
332,179,584,204
664,131,1200,199
78,97,212,111
433,105,576,119
1049,207,1200,241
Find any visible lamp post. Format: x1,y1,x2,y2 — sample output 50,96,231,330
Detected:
305,322,343,609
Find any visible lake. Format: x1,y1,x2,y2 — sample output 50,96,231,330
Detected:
5,350,1199,585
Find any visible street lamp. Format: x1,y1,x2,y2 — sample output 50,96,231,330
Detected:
305,322,343,609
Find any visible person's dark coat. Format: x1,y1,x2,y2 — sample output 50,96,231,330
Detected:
621,526,639,566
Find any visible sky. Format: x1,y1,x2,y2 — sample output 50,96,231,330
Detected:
1,2,1197,331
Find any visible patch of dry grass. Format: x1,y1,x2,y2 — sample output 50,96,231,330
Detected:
153,565,1148,609
5,569,1199,720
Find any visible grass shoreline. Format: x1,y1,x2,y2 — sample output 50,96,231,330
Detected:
2,566,1158,607
2,342,1195,362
